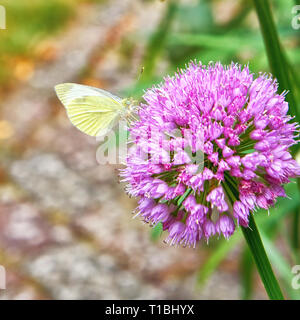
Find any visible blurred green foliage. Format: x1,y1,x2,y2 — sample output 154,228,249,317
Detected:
1,0,73,55
0,0,103,87
128,0,299,98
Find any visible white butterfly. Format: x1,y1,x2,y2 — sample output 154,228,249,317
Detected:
55,83,136,137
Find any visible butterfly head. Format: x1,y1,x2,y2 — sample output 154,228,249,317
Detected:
122,98,138,112
122,98,139,123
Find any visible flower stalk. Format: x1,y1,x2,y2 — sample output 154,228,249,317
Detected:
252,0,299,121
241,214,284,300
225,178,284,300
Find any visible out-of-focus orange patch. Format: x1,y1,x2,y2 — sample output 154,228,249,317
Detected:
0,167,8,183
34,40,59,62
0,120,14,140
81,78,106,88
13,58,35,82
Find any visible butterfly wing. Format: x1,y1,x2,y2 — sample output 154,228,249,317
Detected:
55,83,125,137
55,83,123,105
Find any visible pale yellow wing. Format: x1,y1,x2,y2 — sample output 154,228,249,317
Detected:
55,83,126,137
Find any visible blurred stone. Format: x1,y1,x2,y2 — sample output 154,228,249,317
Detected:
0,286,42,300
74,205,202,281
50,226,74,244
24,244,124,299
10,153,111,215
22,243,204,300
0,203,53,254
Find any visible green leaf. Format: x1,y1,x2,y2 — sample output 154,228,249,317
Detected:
141,0,178,81
196,231,241,288
260,230,300,300
240,247,255,300
258,181,300,235
168,32,263,52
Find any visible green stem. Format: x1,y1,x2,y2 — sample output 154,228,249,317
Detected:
241,214,284,300
252,0,299,120
223,175,285,300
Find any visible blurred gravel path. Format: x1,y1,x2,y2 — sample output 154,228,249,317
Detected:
0,0,266,300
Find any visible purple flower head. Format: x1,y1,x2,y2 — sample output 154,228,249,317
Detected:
121,61,300,247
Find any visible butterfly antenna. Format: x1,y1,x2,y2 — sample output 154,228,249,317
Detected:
127,66,144,99
137,66,144,82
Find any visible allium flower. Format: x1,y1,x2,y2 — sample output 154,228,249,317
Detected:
121,61,300,247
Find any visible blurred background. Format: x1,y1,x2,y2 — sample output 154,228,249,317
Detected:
0,0,299,299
